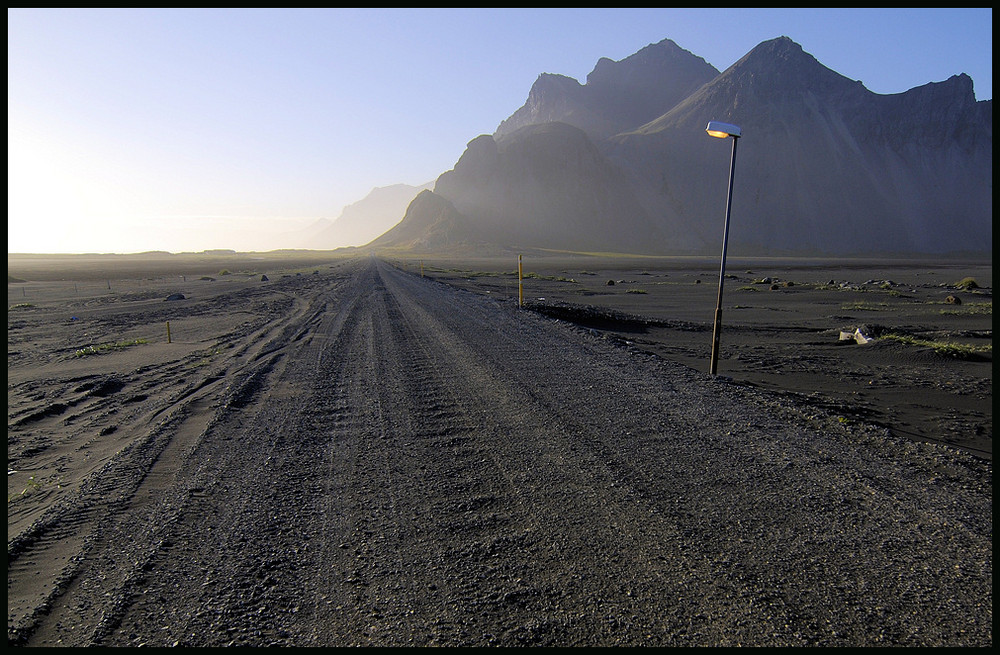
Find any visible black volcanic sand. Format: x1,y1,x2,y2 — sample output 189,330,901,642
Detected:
8,253,991,647
390,254,992,460
7,251,992,463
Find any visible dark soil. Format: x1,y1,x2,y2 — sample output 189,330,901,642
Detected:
7,255,992,646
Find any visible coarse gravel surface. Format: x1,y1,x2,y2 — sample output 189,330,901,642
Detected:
7,257,992,646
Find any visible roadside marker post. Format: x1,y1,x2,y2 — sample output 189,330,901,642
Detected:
518,255,524,307
166,321,172,344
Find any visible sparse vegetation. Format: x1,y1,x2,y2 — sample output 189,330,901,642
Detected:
74,339,149,358
748,276,794,287
841,301,892,311
522,272,577,283
8,303,35,310
625,288,647,294
8,474,62,503
881,333,991,359
940,302,991,316
954,277,980,290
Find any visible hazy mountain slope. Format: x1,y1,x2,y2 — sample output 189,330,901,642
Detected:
429,122,670,254
368,189,478,251
313,182,433,248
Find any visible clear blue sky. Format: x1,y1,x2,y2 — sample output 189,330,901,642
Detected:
8,8,992,253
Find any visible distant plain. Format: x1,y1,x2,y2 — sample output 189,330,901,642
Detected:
8,250,992,468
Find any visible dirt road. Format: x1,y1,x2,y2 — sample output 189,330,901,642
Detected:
7,257,992,646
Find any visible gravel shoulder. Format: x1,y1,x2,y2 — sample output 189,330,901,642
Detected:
7,256,992,646
412,254,992,459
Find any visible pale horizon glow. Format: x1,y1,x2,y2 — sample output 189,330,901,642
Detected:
8,8,993,254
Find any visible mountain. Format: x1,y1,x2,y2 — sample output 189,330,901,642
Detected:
496,38,719,141
373,37,992,257
608,37,992,255
313,182,432,248
429,122,666,253
368,189,475,251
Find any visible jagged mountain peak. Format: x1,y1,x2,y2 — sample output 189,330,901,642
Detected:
533,72,582,90
625,36,867,137
897,73,977,106
721,36,863,99
585,37,715,87
495,37,718,140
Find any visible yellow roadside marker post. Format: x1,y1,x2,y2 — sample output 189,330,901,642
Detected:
518,254,523,307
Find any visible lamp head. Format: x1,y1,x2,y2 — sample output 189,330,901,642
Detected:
706,121,742,139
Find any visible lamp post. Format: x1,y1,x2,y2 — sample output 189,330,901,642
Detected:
705,121,742,376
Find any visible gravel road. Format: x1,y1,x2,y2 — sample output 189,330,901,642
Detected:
8,257,991,647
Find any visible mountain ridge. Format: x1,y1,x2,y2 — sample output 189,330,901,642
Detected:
370,36,991,257
496,38,719,142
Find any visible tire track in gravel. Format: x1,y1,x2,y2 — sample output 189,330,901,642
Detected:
87,258,708,647
8,267,353,646
355,261,731,645
381,262,991,646
265,259,745,646
90,267,370,647
303,262,543,646
303,259,990,647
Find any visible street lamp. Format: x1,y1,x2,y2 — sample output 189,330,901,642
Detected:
705,121,742,376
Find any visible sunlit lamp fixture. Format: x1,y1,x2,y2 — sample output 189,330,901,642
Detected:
706,121,742,139
705,121,742,376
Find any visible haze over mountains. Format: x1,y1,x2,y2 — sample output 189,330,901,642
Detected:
290,182,431,249
356,36,991,257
